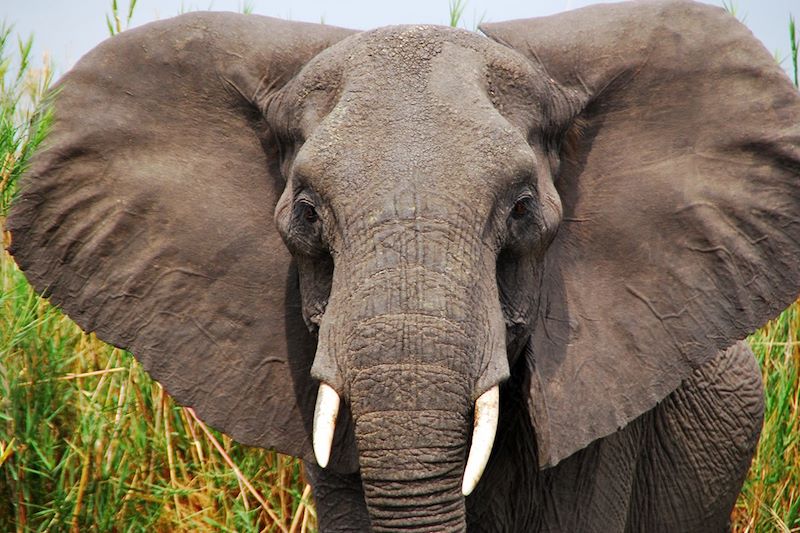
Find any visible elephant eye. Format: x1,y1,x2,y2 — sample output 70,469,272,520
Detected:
287,195,327,256
296,199,319,224
511,196,532,220
302,203,319,223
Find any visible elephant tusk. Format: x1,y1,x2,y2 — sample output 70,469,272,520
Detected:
462,385,500,496
313,382,340,468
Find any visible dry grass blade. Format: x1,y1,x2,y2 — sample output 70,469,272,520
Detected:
70,449,91,533
185,408,289,532
289,483,312,533
0,438,15,468
163,392,182,521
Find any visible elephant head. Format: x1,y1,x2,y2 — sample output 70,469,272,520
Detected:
7,1,800,530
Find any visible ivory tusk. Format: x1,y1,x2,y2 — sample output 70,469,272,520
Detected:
462,385,500,496
313,382,340,468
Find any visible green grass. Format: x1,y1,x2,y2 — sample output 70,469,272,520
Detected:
734,308,800,532
791,15,799,88
0,7,799,533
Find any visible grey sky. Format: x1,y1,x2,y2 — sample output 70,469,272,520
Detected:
4,0,798,76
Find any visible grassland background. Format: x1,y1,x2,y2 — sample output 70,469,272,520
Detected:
0,3,798,532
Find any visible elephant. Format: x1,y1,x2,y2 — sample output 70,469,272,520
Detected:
6,0,800,530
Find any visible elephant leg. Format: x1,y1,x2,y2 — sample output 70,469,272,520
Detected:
303,461,371,532
626,340,764,532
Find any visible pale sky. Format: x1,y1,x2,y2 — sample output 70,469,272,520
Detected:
3,0,798,76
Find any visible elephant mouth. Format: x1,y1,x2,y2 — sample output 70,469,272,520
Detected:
505,322,531,366
304,305,327,335
306,316,321,335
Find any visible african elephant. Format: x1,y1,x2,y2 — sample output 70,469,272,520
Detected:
7,0,800,530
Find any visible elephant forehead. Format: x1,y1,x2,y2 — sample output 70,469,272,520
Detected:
293,45,535,212
297,102,532,219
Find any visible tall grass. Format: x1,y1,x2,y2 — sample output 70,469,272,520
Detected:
448,0,467,27
790,15,798,88
106,0,138,36
0,6,799,533
734,308,800,531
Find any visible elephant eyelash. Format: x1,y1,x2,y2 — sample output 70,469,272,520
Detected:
292,187,322,225
501,192,545,255
511,195,534,220
297,199,319,224
285,193,328,256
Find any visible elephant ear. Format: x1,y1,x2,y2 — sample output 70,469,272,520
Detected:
482,0,800,468
7,12,360,471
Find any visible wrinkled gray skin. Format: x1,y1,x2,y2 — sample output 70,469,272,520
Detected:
7,1,800,532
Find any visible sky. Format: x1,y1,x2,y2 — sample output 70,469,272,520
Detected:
3,0,798,77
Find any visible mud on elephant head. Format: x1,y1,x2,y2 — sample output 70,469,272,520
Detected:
7,0,800,530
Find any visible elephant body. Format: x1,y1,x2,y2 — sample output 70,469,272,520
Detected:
306,341,763,532
7,1,799,531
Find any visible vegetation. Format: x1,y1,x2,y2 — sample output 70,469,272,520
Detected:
0,4,798,532
736,308,800,531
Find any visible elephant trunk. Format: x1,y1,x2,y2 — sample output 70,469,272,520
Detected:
350,366,469,532
311,220,510,529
